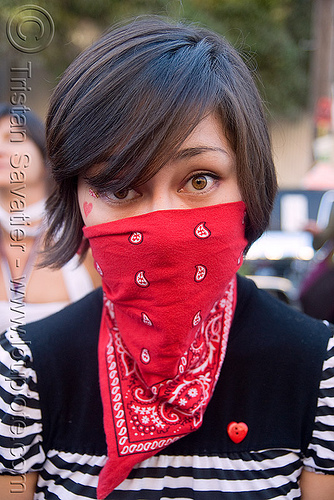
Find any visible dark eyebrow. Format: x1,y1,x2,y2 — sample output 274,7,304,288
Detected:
174,146,229,160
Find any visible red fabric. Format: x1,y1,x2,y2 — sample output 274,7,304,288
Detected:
83,201,247,498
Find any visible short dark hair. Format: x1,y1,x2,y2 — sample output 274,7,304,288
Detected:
44,16,277,268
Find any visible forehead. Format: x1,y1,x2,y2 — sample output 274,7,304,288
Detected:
177,114,232,154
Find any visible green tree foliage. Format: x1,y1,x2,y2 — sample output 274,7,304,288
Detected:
181,0,313,118
0,0,313,119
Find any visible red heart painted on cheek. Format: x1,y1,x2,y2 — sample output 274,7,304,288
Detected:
83,201,93,217
227,421,248,443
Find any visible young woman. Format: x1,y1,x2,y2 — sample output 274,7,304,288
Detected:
0,17,333,500
0,104,100,332
300,204,334,322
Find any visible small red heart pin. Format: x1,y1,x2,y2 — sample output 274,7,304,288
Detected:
227,421,248,443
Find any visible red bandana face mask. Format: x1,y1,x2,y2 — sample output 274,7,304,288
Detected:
83,201,247,499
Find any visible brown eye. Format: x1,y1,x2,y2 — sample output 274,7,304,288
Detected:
102,186,140,204
191,175,208,190
114,188,129,199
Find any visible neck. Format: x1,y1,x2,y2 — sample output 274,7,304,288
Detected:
0,183,47,238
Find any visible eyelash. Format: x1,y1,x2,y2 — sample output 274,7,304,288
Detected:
182,171,220,193
99,187,140,205
95,171,221,204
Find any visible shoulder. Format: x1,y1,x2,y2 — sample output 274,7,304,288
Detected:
202,275,334,454
23,287,103,350
235,274,332,347
232,275,333,411
22,285,104,392
0,328,46,473
303,335,334,474
21,287,106,455
26,285,103,331
233,274,333,418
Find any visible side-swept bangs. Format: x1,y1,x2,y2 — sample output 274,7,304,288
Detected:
82,40,224,194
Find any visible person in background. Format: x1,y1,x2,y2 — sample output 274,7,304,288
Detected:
0,17,334,500
300,203,334,322
0,104,100,332
307,204,334,251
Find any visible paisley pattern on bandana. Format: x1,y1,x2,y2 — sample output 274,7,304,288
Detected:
104,279,234,452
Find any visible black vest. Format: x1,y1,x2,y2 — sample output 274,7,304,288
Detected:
23,275,332,458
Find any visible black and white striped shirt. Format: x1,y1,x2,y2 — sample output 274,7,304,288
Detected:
1,276,334,499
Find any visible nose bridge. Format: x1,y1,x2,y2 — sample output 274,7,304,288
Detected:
140,165,183,214
149,187,175,212
141,168,177,212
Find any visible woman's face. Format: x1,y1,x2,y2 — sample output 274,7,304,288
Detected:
78,114,242,226
0,115,45,188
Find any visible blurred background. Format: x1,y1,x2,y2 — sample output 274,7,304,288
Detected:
1,0,334,315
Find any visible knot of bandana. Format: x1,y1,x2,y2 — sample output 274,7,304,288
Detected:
83,201,247,498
